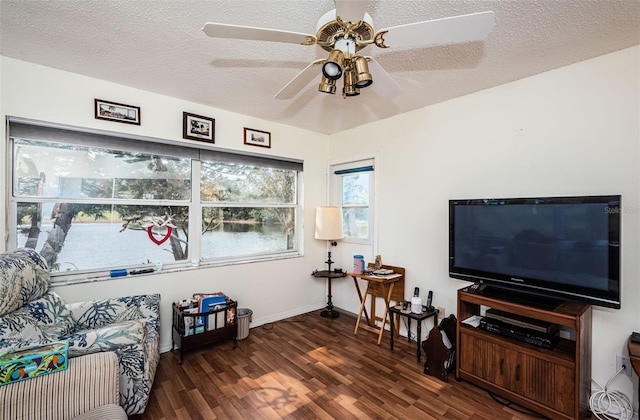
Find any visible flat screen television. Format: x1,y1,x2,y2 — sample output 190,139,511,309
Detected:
449,195,621,309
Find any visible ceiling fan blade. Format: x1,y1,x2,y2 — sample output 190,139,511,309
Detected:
367,58,401,99
202,22,315,45
274,60,324,99
335,0,369,23
380,11,495,49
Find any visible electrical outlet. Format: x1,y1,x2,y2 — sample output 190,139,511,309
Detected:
437,306,445,318
616,355,632,377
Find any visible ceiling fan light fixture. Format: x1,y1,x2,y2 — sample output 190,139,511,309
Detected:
354,56,373,88
322,49,345,80
204,8,498,101
318,76,337,94
343,68,360,97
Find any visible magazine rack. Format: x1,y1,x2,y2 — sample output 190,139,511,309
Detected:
422,314,457,382
171,300,238,363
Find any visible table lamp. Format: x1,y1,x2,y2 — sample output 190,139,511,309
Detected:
314,206,344,272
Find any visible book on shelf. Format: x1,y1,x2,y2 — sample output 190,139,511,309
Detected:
198,293,228,330
193,292,227,302
207,311,227,330
182,307,205,335
199,295,227,312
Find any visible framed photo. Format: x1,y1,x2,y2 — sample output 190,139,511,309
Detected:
94,99,140,125
183,112,215,143
244,127,271,148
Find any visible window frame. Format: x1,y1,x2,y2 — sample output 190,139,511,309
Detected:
7,117,304,283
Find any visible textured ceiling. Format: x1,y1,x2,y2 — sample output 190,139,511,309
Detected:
1,0,638,135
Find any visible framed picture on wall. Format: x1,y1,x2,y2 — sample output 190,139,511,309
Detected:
183,112,215,143
94,99,140,125
244,127,271,148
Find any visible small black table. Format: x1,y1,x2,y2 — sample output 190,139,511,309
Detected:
311,270,346,318
389,305,438,362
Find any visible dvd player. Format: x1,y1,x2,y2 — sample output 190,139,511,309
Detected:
479,317,560,349
485,308,559,335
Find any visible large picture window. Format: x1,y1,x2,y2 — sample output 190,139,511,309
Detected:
8,119,303,281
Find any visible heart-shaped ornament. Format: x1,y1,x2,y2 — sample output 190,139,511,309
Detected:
147,225,172,245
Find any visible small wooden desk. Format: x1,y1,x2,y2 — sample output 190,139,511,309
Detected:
350,264,405,344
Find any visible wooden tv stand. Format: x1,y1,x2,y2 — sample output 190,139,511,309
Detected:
456,285,592,420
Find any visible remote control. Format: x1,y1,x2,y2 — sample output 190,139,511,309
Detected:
468,283,481,293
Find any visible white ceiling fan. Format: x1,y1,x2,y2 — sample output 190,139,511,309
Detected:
202,0,495,100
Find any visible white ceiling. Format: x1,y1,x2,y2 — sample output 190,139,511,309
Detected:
1,1,638,135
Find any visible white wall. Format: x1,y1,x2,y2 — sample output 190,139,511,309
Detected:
328,46,640,406
0,56,331,353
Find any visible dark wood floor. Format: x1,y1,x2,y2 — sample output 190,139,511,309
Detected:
143,310,542,419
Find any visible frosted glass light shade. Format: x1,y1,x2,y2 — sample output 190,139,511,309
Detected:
314,207,344,240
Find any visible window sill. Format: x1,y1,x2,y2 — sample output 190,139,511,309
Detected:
51,252,303,287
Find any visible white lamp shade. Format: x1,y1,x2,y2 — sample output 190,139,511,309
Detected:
315,207,344,240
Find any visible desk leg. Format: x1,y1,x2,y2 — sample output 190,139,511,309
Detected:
370,296,376,327
390,311,395,350
377,282,395,344
417,320,422,363
353,277,370,325
407,319,412,343
354,281,371,335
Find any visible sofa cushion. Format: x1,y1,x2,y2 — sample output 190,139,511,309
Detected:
65,319,146,358
0,292,74,352
32,292,76,341
66,294,160,332
0,314,45,352
0,248,50,316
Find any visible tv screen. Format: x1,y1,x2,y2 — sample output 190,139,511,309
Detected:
449,195,621,309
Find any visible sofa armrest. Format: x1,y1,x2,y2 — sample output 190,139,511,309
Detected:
66,294,160,332
0,351,120,420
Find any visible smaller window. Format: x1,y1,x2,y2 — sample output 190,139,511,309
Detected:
332,159,374,244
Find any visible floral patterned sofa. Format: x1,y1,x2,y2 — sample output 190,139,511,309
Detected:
0,248,160,416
